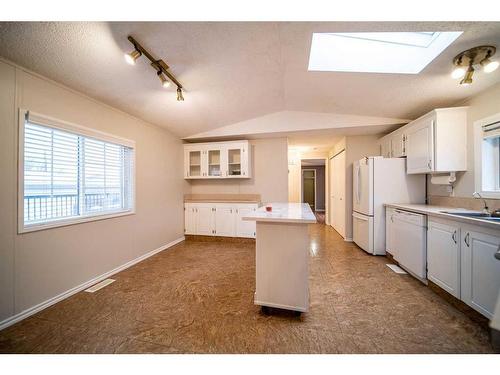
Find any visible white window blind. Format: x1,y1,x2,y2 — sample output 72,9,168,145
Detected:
481,120,500,193
21,111,135,231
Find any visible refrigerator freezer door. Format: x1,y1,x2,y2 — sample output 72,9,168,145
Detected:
352,212,374,254
353,158,373,216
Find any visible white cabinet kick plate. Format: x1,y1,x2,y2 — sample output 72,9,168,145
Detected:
84,278,115,293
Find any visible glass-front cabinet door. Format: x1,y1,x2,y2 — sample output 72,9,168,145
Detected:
227,147,242,177
224,142,249,177
187,150,202,177
206,148,222,177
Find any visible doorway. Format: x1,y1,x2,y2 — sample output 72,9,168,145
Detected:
302,169,316,210
301,159,326,224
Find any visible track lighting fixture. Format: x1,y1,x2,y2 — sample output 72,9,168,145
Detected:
125,36,185,100
176,87,184,101
451,45,497,85
460,64,474,86
124,49,141,65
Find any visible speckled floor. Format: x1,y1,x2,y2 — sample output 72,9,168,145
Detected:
0,224,494,353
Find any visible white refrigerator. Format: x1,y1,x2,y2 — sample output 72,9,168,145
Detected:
352,157,425,255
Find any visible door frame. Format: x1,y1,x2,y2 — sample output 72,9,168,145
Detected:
301,168,317,211
329,149,346,238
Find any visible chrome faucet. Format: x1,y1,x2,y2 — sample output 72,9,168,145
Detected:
472,192,490,215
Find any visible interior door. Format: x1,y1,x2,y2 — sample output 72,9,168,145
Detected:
329,157,336,228
335,152,346,237
302,169,316,211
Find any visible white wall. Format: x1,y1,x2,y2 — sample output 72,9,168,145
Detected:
188,138,289,203
429,82,500,198
0,60,187,324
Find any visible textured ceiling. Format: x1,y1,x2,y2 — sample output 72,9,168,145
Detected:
1,21,500,138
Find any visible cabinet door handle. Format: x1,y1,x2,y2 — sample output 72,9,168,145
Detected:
427,160,432,170
390,215,394,223
452,230,457,244
464,232,470,247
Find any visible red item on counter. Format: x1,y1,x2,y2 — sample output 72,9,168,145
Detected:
265,206,272,212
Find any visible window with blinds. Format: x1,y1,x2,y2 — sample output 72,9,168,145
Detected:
21,111,135,231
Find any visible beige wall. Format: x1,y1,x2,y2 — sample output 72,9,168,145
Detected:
429,82,500,198
0,60,187,324
189,138,288,203
329,135,380,239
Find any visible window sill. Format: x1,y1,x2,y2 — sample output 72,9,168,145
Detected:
475,191,500,200
18,209,136,234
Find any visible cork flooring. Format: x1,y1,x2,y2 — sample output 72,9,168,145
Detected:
0,224,494,353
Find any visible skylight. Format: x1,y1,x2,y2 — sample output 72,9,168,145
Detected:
308,32,463,74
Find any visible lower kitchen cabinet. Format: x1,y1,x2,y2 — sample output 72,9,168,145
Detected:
427,217,500,319
461,226,500,319
184,202,258,238
427,219,461,298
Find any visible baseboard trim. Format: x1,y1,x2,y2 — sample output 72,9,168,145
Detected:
0,236,185,331
344,238,353,242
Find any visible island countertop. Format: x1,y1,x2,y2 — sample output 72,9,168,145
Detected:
242,203,316,224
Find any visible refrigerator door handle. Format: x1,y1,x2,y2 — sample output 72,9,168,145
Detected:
355,165,361,204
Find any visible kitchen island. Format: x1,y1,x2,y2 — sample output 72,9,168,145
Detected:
243,203,316,314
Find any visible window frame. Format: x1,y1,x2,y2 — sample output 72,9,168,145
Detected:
18,108,136,234
474,111,500,199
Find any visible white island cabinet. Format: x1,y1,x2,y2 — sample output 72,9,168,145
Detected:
243,203,316,314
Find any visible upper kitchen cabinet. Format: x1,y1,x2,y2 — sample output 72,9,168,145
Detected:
379,127,406,158
406,107,468,174
391,128,406,158
380,134,392,158
184,140,251,179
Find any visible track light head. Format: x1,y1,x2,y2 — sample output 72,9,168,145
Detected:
176,87,184,101
125,49,142,65
157,71,171,88
460,65,474,86
481,58,499,73
451,66,466,79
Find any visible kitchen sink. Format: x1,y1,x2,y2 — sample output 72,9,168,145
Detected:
441,211,500,221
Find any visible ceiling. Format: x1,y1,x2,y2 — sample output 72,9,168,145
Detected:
1,22,500,139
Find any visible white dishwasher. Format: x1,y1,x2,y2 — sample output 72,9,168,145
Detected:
391,209,427,280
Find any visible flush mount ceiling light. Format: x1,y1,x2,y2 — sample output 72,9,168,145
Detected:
124,36,184,101
451,46,498,86
308,31,463,74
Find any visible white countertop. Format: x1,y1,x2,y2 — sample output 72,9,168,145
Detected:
242,203,317,224
385,203,500,230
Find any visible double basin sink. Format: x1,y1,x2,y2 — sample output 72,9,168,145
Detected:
441,211,500,222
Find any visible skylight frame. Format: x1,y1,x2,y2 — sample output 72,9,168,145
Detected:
308,31,463,74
